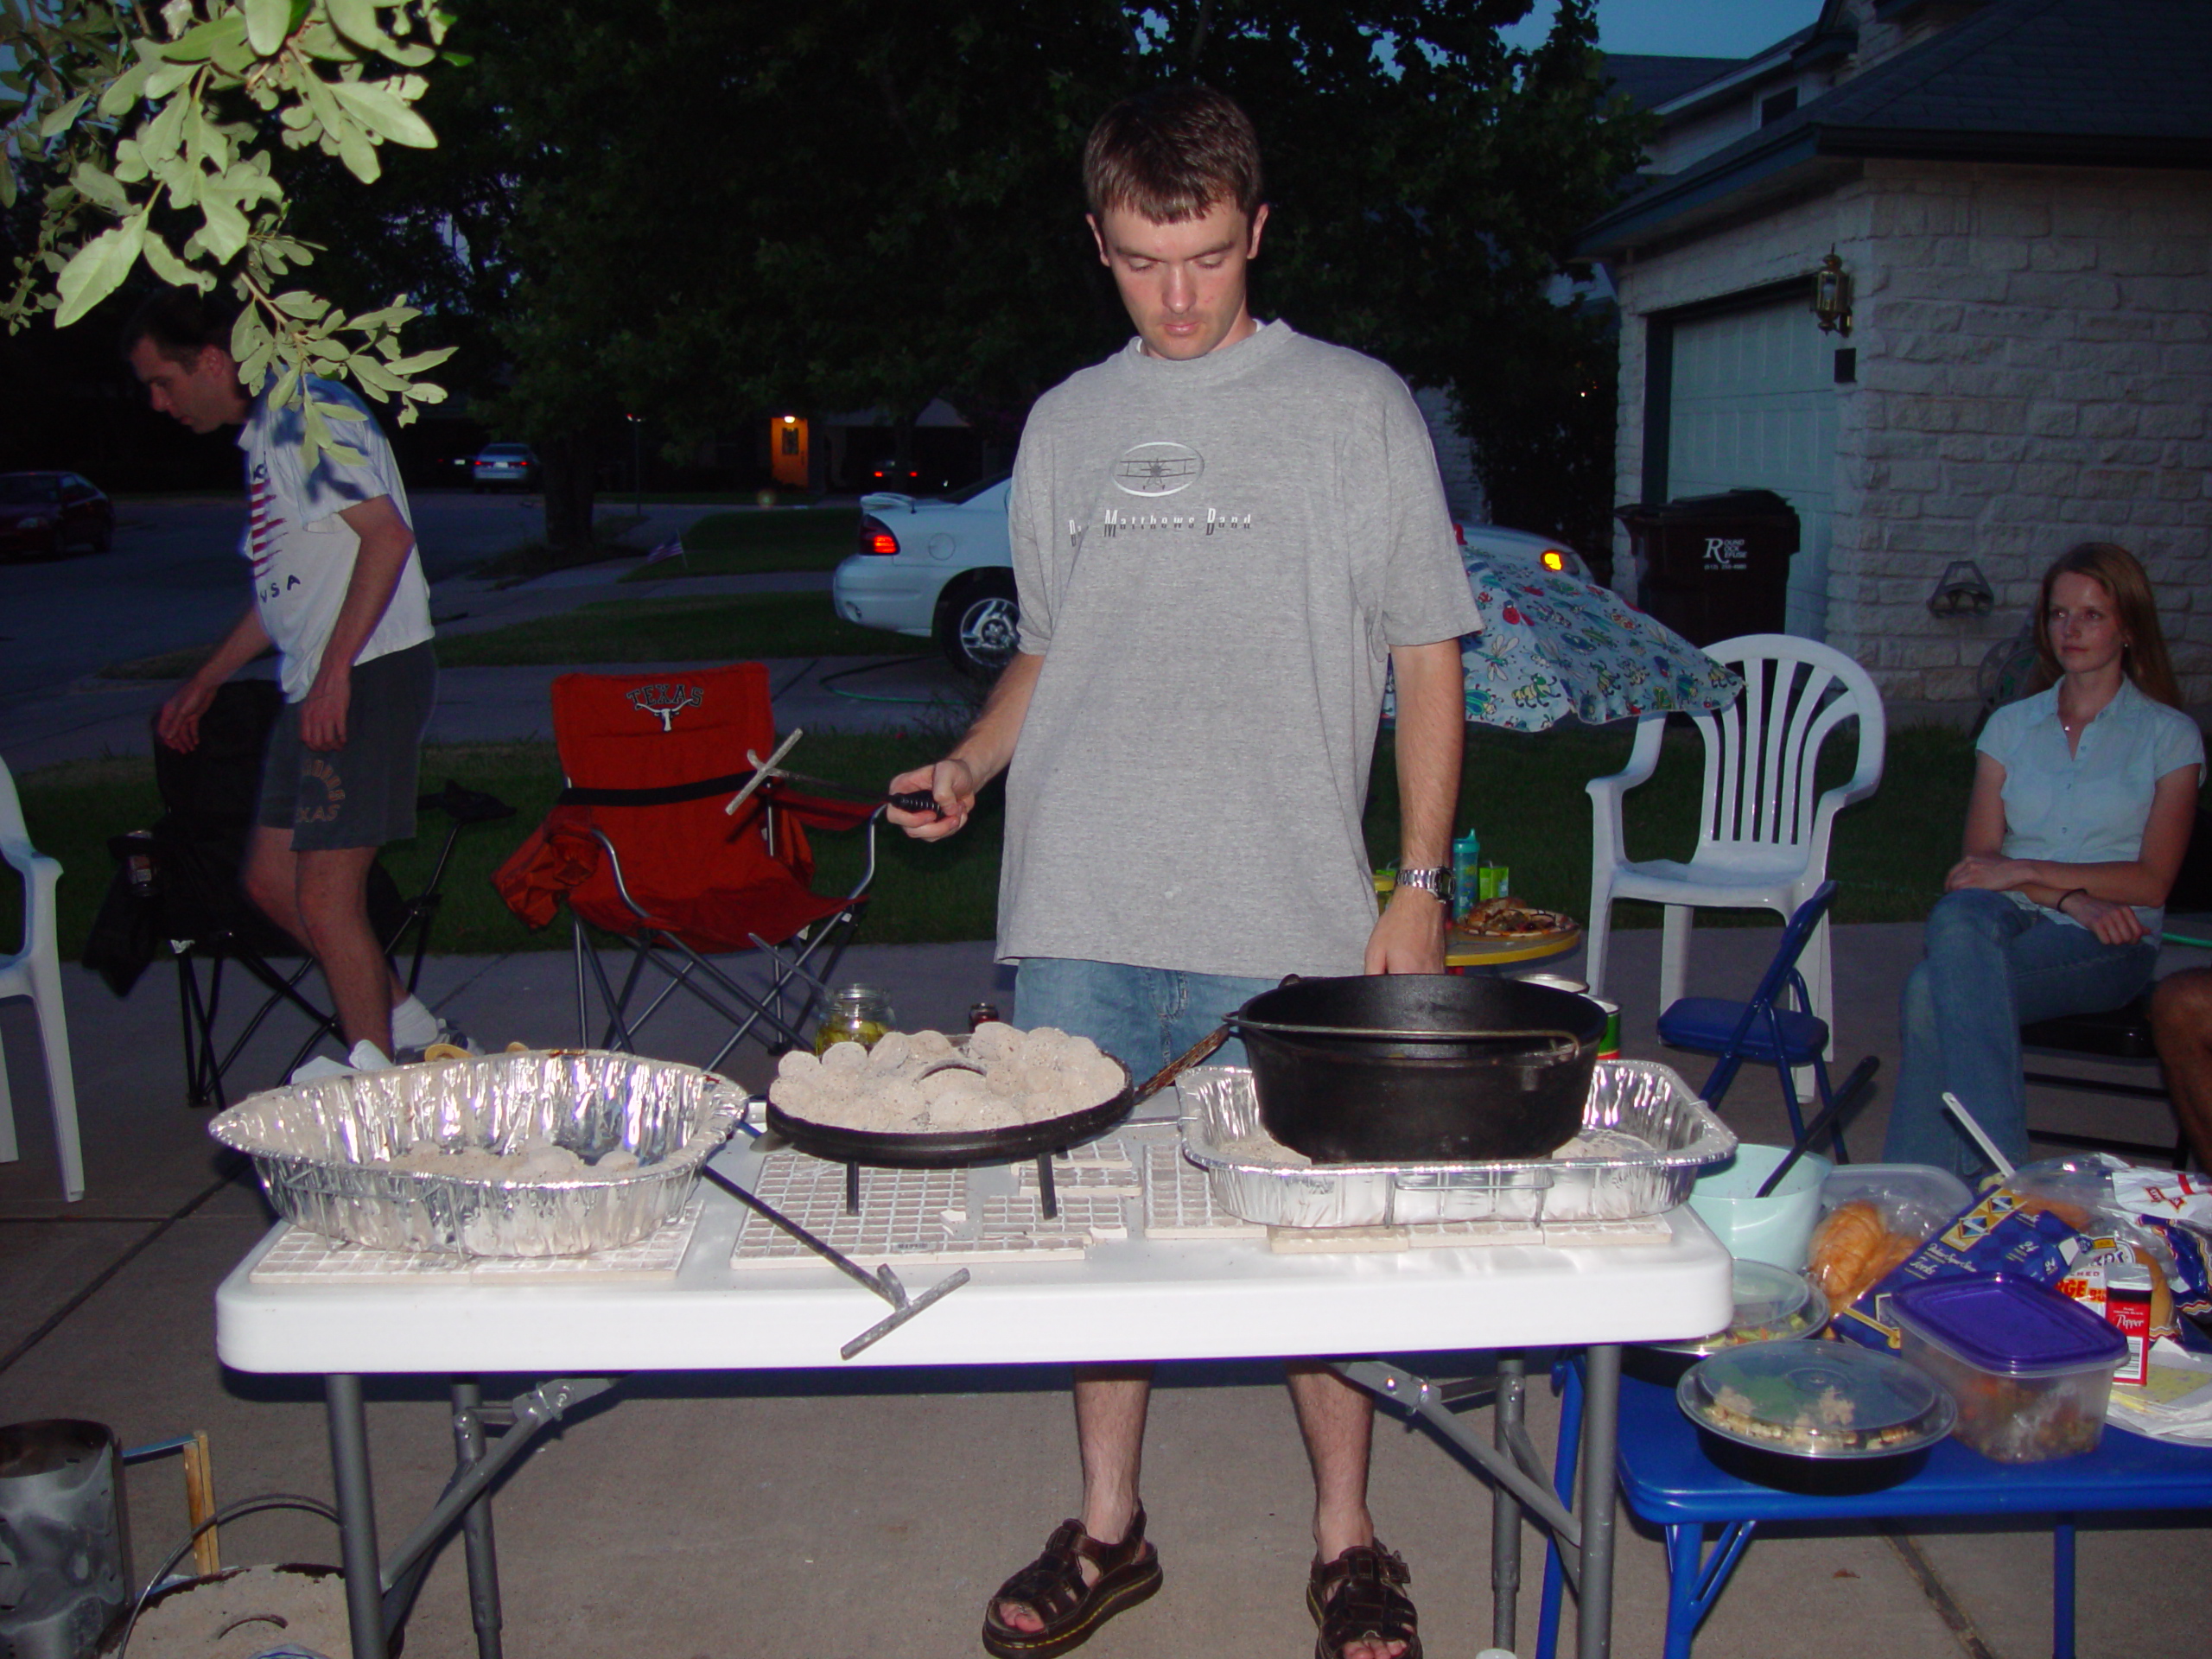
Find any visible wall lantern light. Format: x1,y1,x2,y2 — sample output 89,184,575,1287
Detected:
781,414,798,426
1813,248,1853,335
1928,559,1995,618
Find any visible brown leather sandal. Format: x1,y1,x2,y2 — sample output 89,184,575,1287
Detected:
1307,1541,1422,1659
981,1508,1163,1659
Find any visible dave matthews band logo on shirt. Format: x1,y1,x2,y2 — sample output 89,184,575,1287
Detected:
626,683,704,731
1112,441,1204,496
1090,506,1254,538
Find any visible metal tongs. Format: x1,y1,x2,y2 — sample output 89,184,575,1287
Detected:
722,728,941,819
702,1158,969,1361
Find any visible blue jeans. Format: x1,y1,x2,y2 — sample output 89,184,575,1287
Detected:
1881,889,2157,1178
1014,958,1279,1078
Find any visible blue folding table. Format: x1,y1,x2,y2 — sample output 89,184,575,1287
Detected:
1535,1358,2212,1659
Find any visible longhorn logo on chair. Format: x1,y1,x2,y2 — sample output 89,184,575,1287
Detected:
626,683,705,731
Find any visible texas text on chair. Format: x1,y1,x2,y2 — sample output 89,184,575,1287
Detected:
1584,634,1888,1081
493,664,887,1072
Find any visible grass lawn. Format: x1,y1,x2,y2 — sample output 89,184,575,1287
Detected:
621,506,854,580
435,593,897,666
7,721,1994,968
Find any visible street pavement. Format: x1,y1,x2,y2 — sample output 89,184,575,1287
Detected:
0,493,973,769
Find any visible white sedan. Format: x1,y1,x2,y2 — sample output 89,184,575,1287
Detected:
832,474,1589,679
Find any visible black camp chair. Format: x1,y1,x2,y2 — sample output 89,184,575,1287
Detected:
84,680,515,1108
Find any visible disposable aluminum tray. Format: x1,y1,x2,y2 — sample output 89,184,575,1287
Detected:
210,1049,746,1257
1176,1058,1734,1230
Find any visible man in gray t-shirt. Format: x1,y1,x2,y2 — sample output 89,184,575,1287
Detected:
892,87,1475,1659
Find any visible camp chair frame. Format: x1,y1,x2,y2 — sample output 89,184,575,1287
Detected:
567,798,883,1073
170,779,515,1108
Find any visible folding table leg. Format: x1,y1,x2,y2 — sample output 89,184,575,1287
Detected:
2054,1516,2076,1659
1535,1360,1584,1659
326,1374,391,1659
1493,1352,1526,1654
1578,1344,1622,1659
452,1377,505,1659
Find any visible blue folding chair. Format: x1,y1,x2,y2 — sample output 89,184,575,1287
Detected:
1654,879,1853,1161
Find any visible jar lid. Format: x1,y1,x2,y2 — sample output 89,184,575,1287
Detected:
1889,1274,2127,1376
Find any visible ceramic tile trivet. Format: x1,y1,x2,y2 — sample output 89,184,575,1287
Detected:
728,1152,1092,1268
250,1198,705,1286
1014,1133,1142,1197
1141,1142,1268,1240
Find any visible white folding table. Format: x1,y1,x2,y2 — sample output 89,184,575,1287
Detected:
215,1145,1732,1659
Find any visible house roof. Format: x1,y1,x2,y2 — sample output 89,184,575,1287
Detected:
1599,54,1750,114
1580,0,2212,258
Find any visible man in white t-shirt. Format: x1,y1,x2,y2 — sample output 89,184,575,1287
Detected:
126,289,443,1064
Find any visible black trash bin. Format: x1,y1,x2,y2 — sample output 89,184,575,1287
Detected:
1617,488,1799,646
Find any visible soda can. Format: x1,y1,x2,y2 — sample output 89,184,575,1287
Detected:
1592,996,1622,1060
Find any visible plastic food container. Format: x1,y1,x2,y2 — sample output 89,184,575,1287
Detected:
1677,1338,1956,1460
1888,1275,2127,1463
1688,1144,1833,1269
1649,1262,1829,1358
1818,1164,1974,1234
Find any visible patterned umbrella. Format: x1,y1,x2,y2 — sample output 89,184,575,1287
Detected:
1454,557,1744,731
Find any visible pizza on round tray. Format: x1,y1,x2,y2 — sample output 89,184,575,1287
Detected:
1456,896,1577,938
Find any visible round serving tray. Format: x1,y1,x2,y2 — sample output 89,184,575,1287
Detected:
766,1061,1134,1167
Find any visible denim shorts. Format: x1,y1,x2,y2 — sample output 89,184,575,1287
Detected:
257,643,436,850
1013,957,1281,1077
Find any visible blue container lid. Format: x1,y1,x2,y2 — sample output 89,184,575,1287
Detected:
1888,1274,2126,1376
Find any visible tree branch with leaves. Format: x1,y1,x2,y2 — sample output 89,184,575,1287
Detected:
3,0,459,462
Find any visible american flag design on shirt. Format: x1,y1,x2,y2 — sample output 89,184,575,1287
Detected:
245,459,285,578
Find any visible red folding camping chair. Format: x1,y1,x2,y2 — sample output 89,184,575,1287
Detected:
493,664,882,1071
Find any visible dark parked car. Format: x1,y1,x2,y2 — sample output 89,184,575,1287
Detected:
471,442,541,492
0,472,114,558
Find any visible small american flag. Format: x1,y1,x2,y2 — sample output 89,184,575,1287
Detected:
644,537,686,566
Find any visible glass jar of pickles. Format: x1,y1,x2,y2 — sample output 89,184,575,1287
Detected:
814,983,896,1052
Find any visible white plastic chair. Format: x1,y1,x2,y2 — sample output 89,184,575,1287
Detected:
0,753,84,1201
1583,634,1885,1065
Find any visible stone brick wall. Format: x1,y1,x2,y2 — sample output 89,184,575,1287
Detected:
1611,159,2212,705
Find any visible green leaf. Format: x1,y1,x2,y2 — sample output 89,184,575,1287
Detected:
325,0,386,50
38,91,89,139
0,168,15,211
327,78,436,148
197,191,251,261
245,0,292,56
386,345,456,374
140,226,202,289
69,162,130,213
272,289,331,319
54,213,148,327
334,117,380,182
160,15,248,63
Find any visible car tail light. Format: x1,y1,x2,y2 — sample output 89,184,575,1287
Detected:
859,515,899,556
1452,521,1465,546
1540,550,1567,572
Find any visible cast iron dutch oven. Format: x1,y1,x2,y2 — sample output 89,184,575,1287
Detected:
1225,975,1606,1163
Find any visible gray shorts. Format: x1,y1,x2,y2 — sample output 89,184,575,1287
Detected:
257,643,437,850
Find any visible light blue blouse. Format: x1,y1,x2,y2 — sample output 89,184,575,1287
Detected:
1977,677,2205,931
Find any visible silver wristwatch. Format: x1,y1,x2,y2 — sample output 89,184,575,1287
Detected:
1395,865,1453,907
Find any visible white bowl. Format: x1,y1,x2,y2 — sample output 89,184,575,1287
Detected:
1688,1144,1833,1269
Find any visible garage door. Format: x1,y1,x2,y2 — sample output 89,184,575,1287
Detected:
1667,295,1840,639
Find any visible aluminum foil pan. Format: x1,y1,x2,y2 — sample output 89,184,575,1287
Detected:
209,1049,746,1256
1177,1058,1734,1229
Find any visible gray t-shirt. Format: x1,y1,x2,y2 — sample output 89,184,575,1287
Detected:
999,321,1482,978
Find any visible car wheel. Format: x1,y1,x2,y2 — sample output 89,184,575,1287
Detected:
50,524,69,560
935,569,1020,680
93,521,112,554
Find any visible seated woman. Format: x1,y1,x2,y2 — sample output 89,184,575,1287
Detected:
1883,542,2203,1178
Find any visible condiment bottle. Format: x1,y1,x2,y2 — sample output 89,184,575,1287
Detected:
814,983,895,1052
968,1001,1002,1031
